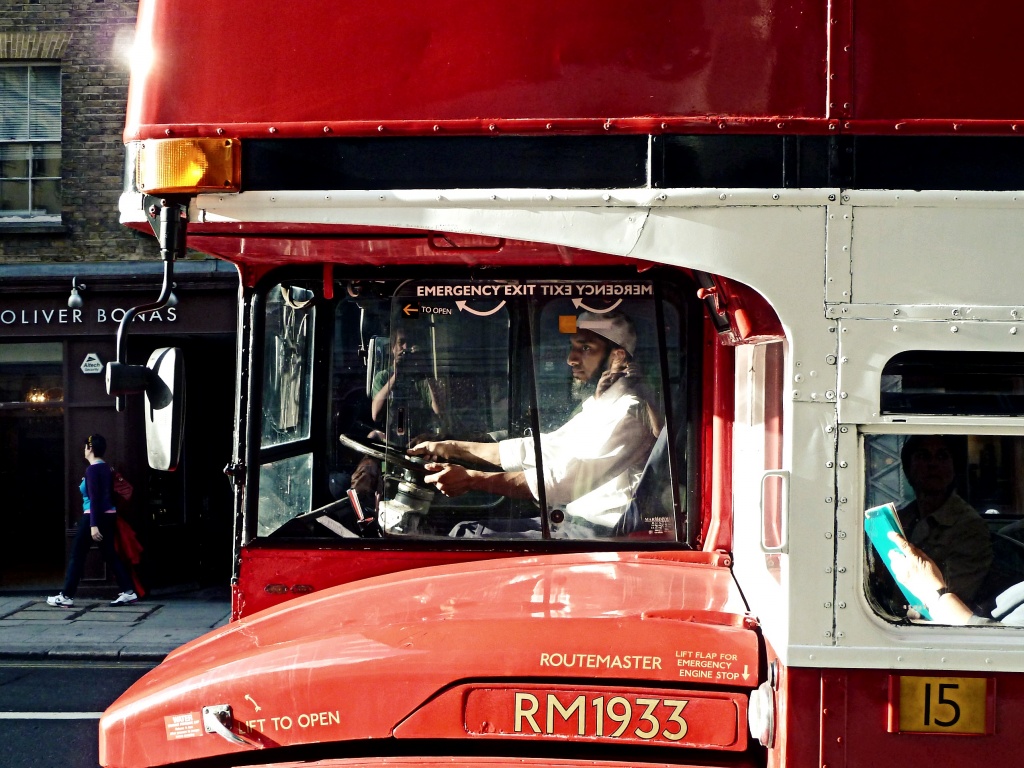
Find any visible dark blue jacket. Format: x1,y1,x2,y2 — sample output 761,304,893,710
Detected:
84,461,115,525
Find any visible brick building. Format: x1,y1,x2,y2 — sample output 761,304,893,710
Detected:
0,3,238,594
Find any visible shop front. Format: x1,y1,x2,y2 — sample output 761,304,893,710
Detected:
0,262,238,595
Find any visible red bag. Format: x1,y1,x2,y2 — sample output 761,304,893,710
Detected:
111,467,134,504
115,516,146,597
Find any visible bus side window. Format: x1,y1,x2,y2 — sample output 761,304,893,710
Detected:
864,433,1024,622
261,285,314,446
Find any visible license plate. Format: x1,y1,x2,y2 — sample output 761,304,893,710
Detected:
464,686,746,750
892,676,993,735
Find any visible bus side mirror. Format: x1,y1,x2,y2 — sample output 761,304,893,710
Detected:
144,347,185,471
106,347,185,471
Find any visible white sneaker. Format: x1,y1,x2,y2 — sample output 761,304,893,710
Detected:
110,591,138,606
47,593,74,607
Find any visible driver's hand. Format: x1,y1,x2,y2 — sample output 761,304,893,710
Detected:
409,440,451,461
424,462,473,497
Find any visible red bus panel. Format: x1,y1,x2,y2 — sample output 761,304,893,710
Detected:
127,0,828,140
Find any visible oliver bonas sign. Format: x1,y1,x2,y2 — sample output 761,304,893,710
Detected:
0,303,181,337
0,307,178,325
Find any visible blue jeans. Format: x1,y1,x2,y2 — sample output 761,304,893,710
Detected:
62,513,133,598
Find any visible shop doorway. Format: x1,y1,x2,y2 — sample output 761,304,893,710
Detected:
0,342,65,589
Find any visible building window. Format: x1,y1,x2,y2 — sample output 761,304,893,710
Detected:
0,342,64,404
0,64,61,221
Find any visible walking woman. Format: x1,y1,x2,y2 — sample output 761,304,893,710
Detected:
48,434,138,607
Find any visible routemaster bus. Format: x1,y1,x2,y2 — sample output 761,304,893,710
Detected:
100,1,1024,767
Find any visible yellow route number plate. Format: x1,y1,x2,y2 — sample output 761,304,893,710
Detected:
891,676,993,735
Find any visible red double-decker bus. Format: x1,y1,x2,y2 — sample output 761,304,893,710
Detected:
101,2,1024,767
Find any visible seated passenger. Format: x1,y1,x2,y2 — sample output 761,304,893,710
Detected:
409,311,657,538
892,435,993,605
330,324,444,535
888,532,1024,626
371,325,446,441
289,327,426,538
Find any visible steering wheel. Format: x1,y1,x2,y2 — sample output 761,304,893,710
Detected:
338,434,430,479
339,434,440,534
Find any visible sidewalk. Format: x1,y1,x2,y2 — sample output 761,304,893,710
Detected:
0,589,231,661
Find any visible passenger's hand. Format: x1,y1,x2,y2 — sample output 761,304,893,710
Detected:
423,462,474,496
597,358,635,397
393,350,418,378
424,378,446,415
887,531,945,594
91,526,103,542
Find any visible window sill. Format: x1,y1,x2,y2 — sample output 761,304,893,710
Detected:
0,220,68,235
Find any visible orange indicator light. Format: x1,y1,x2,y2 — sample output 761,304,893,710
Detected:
136,138,241,194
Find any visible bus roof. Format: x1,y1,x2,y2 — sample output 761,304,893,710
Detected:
126,0,1024,142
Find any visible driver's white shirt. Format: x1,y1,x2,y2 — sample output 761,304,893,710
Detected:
497,378,655,533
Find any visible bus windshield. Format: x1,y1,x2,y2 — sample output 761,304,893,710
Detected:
255,275,691,543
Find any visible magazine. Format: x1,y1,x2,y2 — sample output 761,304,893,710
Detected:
864,503,932,620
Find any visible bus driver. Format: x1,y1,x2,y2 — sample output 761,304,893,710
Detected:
408,312,657,538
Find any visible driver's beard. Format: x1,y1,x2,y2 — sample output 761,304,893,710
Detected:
571,349,611,402
571,377,598,403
